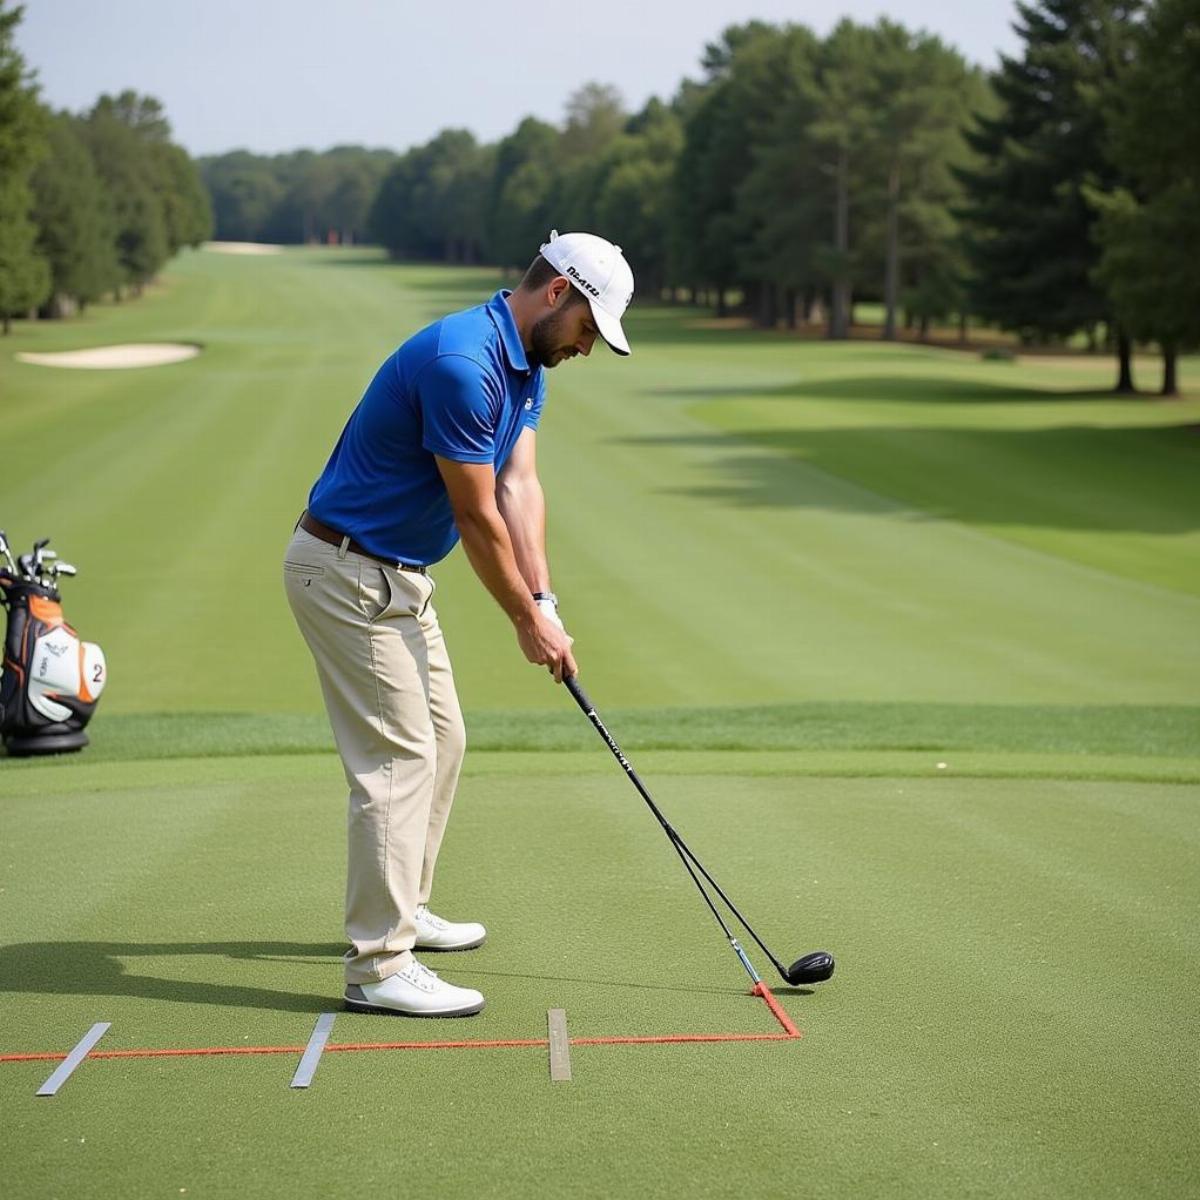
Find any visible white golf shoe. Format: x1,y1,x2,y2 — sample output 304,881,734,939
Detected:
344,959,484,1017
414,904,487,951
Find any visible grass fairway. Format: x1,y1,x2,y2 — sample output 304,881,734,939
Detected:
2,756,1198,1198
2,247,1198,1198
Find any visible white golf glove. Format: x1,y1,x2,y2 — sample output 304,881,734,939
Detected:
534,591,564,630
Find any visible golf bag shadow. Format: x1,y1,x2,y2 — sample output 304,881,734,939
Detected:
0,573,106,756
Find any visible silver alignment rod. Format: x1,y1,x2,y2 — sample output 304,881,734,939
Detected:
290,1013,336,1089
547,1009,572,1082
36,1023,111,1097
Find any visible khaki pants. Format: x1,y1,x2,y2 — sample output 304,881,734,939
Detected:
283,528,466,985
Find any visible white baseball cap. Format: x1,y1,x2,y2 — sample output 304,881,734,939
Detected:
539,230,634,356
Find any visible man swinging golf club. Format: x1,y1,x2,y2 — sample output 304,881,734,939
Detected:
284,232,634,1016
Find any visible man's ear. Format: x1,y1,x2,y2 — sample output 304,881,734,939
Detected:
548,276,573,307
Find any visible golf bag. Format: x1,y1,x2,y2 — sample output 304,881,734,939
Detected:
0,573,106,756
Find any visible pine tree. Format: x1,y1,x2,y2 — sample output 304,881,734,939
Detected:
1088,0,1200,395
30,112,119,313
673,23,785,316
731,26,824,328
959,0,1143,388
809,21,877,338
0,1,51,332
80,92,191,294
859,23,976,341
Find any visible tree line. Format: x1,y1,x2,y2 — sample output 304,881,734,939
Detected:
0,3,211,333
198,146,396,246
362,2,1194,394
3,1,1193,392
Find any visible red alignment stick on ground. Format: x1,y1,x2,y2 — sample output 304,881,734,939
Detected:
1,990,802,1063
751,981,803,1038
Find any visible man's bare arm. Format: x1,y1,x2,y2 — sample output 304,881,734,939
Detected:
435,454,576,681
495,427,549,595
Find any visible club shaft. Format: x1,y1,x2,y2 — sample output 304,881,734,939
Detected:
564,675,781,982
663,825,786,975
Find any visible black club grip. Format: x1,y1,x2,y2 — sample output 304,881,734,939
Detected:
564,674,595,715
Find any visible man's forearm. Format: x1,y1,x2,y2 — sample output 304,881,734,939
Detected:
496,476,550,595
454,503,541,627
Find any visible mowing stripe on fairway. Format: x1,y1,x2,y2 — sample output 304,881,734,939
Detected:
547,1009,572,1082
35,1022,110,1096
289,1012,335,1089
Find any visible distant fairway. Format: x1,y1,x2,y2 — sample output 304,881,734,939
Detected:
2,246,1198,726
1,248,1198,1198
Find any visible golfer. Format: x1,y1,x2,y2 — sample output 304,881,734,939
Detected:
284,232,634,1016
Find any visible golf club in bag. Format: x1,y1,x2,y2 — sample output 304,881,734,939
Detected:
0,531,106,756
565,675,834,989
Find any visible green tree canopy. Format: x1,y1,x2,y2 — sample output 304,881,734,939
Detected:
488,116,561,269
1088,0,1200,394
81,92,171,292
30,111,119,311
959,0,1144,386
0,0,51,331
370,130,492,262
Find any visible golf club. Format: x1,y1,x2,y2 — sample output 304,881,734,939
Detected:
564,674,835,988
36,550,57,590
0,530,16,575
30,537,50,586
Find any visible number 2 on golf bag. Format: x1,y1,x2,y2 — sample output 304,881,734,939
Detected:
564,675,834,989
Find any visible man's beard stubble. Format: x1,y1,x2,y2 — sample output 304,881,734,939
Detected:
528,304,579,369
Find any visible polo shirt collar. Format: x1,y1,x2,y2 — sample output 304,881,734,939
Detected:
488,290,531,374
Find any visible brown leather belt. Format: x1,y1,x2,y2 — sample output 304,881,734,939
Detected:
298,511,428,574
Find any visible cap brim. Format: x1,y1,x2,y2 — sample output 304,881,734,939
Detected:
589,299,630,356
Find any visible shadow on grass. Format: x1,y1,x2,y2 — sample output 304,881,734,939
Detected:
0,941,754,1011
461,965,737,998
307,251,393,268
0,941,344,1014
648,374,1123,405
616,423,1200,534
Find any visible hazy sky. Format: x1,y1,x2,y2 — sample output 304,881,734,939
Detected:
16,1,1021,157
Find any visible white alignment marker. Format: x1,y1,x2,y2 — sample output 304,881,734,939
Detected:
290,1013,336,1089
36,1022,111,1096
547,1009,572,1083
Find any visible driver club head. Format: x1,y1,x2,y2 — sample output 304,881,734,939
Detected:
783,951,835,985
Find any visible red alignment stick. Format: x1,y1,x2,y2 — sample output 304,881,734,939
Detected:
751,981,802,1038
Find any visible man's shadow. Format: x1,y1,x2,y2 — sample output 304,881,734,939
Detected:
0,941,346,1014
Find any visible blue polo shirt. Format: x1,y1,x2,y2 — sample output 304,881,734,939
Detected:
307,290,546,566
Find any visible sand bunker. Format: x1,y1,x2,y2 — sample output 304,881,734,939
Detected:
16,343,201,369
204,241,284,255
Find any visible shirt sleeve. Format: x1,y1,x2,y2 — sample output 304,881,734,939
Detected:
522,369,547,431
417,355,500,463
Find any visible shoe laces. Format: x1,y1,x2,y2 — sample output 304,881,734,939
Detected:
415,904,449,931
401,959,440,991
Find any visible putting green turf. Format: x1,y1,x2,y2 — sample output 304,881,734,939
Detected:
2,755,1198,1198
1,248,1198,1197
